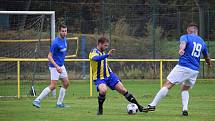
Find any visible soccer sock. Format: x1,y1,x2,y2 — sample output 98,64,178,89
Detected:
57,87,66,105
52,88,56,98
181,90,189,111
150,87,169,106
124,92,142,108
98,93,106,109
35,87,51,101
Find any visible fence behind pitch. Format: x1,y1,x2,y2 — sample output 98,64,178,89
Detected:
0,58,214,98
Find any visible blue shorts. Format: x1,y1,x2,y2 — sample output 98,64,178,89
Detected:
94,73,121,91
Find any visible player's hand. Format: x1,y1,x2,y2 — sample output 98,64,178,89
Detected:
178,49,185,56
56,66,62,73
207,63,212,69
108,49,116,57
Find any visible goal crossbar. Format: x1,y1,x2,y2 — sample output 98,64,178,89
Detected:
0,11,55,15
0,11,55,41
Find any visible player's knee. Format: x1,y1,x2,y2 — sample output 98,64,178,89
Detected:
163,80,174,89
63,81,69,89
49,85,56,90
50,80,57,89
65,83,69,89
98,84,107,94
115,83,127,94
122,88,128,94
99,88,107,95
181,84,190,91
119,87,127,95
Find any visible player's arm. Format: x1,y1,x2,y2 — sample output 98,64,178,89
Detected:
202,46,212,68
48,43,62,73
178,35,188,56
48,52,62,73
90,49,115,62
92,54,109,61
204,54,212,68
48,52,58,68
178,41,186,56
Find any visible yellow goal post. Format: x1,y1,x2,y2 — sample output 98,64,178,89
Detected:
0,58,214,98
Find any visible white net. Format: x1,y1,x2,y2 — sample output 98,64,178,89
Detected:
0,14,51,58
0,12,79,97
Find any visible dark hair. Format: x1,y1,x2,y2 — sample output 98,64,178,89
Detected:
97,37,109,44
58,24,67,30
187,23,198,30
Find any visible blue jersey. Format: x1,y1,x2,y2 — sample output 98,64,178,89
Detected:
178,34,208,71
49,36,67,67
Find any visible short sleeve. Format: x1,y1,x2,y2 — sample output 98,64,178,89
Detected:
179,35,188,43
50,42,58,54
89,49,99,59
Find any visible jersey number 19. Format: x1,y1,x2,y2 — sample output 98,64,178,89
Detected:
191,42,202,58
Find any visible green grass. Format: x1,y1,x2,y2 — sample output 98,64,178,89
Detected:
0,80,215,121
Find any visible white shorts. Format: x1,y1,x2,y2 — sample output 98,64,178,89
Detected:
49,65,68,80
167,65,199,87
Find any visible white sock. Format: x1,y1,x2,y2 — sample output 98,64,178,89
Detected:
150,87,169,106
181,91,189,111
57,87,66,105
35,87,51,101
52,88,57,98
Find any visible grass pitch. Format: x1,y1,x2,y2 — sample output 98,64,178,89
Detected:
0,80,215,121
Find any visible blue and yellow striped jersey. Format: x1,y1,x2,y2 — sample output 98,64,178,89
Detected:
89,48,111,80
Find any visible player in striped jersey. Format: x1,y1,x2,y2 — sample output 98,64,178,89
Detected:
89,37,148,115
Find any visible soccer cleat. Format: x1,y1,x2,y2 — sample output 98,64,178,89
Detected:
97,107,103,115
32,100,41,108
182,110,188,116
147,105,156,111
56,103,65,108
138,106,148,112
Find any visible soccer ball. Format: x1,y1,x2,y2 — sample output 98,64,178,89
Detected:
126,103,138,115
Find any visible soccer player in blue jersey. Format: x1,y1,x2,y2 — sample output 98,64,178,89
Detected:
33,24,69,108
147,23,212,116
89,37,148,115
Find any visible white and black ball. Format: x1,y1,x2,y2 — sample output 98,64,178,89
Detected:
126,103,138,115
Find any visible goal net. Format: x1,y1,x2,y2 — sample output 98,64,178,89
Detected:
0,11,79,98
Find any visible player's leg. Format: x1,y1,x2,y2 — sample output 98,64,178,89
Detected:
181,70,198,116
181,84,190,116
36,81,57,101
52,88,57,98
56,65,69,108
114,82,148,112
56,77,69,107
97,83,108,115
148,80,174,111
148,65,193,111
148,65,186,111
33,67,59,108
33,80,57,108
